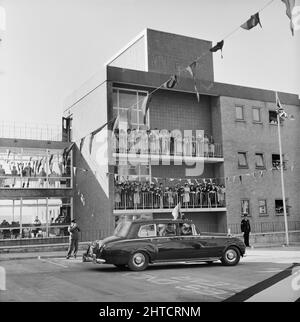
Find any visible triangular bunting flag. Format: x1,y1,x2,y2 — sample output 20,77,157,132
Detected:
186,62,200,102
281,0,296,35
142,94,152,125
241,12,262,30
163,75,178,89
48,154,54,167
186,61,197,78
63,142,75,164
80,137,85,152
210,40,224,58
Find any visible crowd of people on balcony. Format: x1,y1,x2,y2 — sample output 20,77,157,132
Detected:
112,128,219,157
0,210,70,239
0,161,71,188
114,179,226,210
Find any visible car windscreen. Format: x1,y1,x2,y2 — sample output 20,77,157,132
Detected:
114,221,132,238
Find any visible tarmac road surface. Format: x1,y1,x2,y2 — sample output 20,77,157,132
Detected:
0,247,299,302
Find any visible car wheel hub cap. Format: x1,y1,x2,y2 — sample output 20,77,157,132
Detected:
227,251,236,261
134,254,144,266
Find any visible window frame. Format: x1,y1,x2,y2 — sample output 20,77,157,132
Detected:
258,199,268,216
241,199,250,216
137,224,157,238
235,105,245,122
252,107,262,123
237,152,249,169
255,153,266,169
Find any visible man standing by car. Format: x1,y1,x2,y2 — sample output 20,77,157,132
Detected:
241,214,251,247
66,219,80,259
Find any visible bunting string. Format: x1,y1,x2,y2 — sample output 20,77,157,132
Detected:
106,162,297,184
75,0,294,154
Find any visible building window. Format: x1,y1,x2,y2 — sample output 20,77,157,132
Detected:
235,105,244,121
0,197,72,240
258,200,267,215
0,147,72,189
241,199,250,216
255,153,265,169
275,199,289,215
238,152,248,168
272,154,286,170
269,111,282,125
113,88,149,130
252,107,261,122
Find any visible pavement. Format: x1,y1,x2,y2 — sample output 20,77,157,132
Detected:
0,245,299,302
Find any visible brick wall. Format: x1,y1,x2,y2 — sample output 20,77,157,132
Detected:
147,29,214,81
149,91,212,134
220,96,300,228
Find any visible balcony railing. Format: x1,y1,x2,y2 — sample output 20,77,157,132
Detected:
114,191,226,211
113,136,223,158
0,121,62,141
0,175,72,189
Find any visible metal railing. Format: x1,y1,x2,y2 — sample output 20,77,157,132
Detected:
114,191,226,210
0,121,62,141
0,175,72,189
228,221,300,235
113,137,223,158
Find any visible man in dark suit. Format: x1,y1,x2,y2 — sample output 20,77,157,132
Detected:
241,214,251,247
66,219,81,259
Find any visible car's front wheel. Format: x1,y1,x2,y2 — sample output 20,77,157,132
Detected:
221,247,240,266
128,251,149,271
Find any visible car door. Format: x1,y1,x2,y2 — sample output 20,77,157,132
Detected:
153,223,189,261
153,223,204,261
191,233,225,259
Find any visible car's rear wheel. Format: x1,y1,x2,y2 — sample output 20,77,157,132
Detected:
128,251,149,271
221,247,240,266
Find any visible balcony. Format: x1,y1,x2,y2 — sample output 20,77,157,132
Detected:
112,135,223,164
114,191,226,214
0,175,72,189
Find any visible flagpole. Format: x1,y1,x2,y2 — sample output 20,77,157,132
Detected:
277,113,289,246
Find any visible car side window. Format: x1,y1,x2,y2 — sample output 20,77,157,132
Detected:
156,223,176,237
138,224,156,238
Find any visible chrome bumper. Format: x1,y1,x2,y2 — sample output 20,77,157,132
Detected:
82,253,105,264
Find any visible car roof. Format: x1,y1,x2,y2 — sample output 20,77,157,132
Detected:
131,218,193,225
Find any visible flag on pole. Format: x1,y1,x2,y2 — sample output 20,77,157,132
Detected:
142,94,152,124
275,92,288,119
241,12,262,30
281,0,296,35
210,40,224,58
275,91,282,109
163,75,178,89
172,202,182,220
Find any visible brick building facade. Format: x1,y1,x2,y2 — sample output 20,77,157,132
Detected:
63,29,300,242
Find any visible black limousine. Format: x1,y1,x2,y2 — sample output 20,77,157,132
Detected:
83,218,246,271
